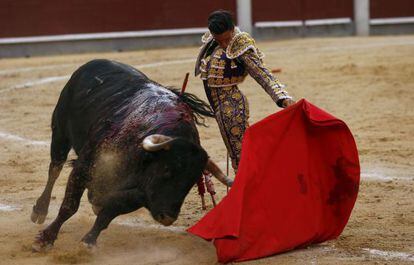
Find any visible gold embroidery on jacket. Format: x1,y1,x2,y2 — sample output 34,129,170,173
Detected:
226,32,264,59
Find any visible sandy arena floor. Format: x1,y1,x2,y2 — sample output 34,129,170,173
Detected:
0,35,413,264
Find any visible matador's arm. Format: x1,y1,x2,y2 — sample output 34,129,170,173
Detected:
239,50,292,108
226,32,293,107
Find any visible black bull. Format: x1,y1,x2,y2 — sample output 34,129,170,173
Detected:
31,59,232,250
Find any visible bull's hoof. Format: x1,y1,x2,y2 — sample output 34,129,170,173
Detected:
32,236,53,252
81,241,97,250
81,234,97,248
32,230,56,252
31,205,47,224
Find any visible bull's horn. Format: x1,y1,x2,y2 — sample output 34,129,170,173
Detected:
143,134,174,151
206,159,233,187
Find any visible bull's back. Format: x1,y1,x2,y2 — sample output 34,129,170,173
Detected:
52,59,150,153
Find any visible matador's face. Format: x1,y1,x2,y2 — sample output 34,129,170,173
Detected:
212,29,234,49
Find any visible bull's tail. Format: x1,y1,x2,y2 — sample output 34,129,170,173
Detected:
168,88,214,126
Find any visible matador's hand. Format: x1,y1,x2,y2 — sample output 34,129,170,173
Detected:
282,98,296,108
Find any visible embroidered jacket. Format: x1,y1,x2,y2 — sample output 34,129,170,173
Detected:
195,28,292,107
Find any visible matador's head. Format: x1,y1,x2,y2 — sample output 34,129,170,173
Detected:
208,10,235,49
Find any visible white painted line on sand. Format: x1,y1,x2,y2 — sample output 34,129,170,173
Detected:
362,172,394,181
363,248,414,262
0,58,195,94
0,75,70,94
0,64,75,76
0,203,21,212
0,131,49,147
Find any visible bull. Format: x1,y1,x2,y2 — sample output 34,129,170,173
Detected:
31,59,232,251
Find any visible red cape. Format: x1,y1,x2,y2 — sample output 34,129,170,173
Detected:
188,99,360,263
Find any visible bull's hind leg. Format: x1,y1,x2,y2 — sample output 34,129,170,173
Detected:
32,168,85,251
31,126,71,224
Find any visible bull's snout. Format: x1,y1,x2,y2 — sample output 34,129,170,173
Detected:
155,213,176,226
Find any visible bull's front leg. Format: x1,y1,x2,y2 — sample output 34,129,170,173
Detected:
81,188,145,247
32,168,86,251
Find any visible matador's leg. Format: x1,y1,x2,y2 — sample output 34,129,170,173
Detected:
209,85,249,172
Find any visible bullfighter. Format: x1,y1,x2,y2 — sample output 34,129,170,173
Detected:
195,10,295,171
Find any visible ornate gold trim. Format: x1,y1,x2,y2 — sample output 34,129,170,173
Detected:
226,32,264,60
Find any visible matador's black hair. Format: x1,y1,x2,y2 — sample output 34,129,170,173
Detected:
208,10,235,34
